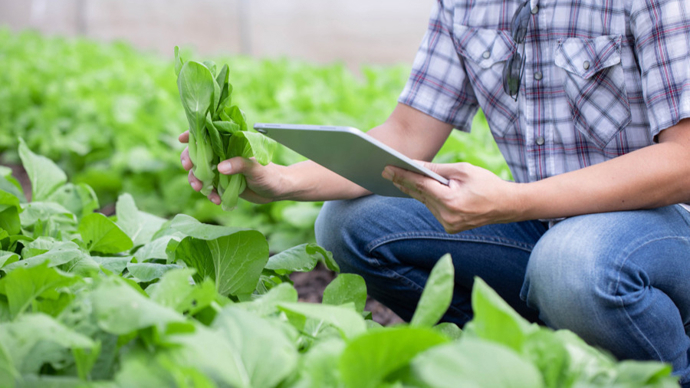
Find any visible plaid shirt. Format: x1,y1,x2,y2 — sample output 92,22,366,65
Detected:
400,0,690,189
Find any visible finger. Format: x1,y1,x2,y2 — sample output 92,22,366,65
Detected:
412,159,472,179
218,156,260,176
181,147,193,171
207,188,221,205
383,166,437,196
188,170,202,191
179,131,190,144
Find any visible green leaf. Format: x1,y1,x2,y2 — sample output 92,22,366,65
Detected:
211,307,298,388
177,61,215,139
410,254,454,327
0,190,22,236
173,231,268,297
18,138,67,202
134,235,181,263
2,241,84,272
205,115,226,160
46,183,99,219
0,313,95,374
173,46,183,77
92,277,184,335
166,308,299,388
212,120,240,135
0,262,80,318
0,167,24,203
277,302,366,340
227,131,277,166
323,273,367,313
0,251,19,268
225,105,248,132
410,337,544,388
614,360,676,386
339,326,448,388
126,263,183,283
433,322,463,340
0,339,18,386
265,243,339,274
148,268,217,315
169,214,247,240
78,213,133,254
469,276,538,352
91,256,132,275
19,202,76,229
238,282,298,317
295,338,346,388
115,194,166,247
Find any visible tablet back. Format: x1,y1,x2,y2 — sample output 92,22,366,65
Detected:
254,124,448,198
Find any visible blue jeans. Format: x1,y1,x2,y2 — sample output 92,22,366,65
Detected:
315,195,690,386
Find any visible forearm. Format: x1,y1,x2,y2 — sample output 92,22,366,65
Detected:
516,129,690,220
277,103,453,202
276,160,371,201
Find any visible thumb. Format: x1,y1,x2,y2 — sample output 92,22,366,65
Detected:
218,156,260,176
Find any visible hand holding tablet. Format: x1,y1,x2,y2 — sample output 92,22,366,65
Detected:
254,123,449,198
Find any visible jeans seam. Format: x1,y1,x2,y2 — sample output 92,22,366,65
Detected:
377,264,473,322
365,231,535,254
612,235,690,362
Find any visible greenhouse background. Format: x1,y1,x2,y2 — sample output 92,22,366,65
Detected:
0,0,431,68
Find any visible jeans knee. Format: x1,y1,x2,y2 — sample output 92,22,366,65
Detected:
522,215,622,328
315,196,383,273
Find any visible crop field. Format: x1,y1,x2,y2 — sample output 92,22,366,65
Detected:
0,30,680,387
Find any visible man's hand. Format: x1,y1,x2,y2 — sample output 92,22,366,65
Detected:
179,131,288,205
382,161,522,233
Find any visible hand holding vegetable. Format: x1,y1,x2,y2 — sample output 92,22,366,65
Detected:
180,131,291,205
174,46,277,210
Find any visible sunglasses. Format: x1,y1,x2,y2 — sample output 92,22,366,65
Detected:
503,1,533,100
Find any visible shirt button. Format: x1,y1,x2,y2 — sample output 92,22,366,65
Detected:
583,61,591,70
531,6,539,14
534,71,543,80
482,50,491,59
535,136,545,146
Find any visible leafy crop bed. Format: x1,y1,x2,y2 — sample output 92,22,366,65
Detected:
0,140,678,387
0,29,508,251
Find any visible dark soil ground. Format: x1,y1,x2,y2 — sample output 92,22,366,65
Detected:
290,263,404,325
2,160,404,325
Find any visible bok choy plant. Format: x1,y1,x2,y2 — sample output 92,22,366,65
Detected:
174,46,276,210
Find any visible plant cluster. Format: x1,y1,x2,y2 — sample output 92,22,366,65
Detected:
0,29,509,251
174,47,276,210
0,142,677,387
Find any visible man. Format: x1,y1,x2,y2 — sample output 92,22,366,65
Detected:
180,0,690,384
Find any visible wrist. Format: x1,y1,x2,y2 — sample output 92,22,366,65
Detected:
272,163,312,202
506,181,532,223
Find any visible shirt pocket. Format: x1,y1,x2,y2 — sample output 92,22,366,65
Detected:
554,35,631,148
452,24,518,137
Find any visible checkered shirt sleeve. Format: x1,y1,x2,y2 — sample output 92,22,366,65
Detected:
398,0,479,132
631,0,690,138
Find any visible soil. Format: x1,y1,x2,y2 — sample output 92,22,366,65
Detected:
290,263,404,326
1,160,404,326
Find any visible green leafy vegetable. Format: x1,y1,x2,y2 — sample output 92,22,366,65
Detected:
410,253,454,327
175,47,277,210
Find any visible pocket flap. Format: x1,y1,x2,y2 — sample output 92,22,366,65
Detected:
555,35,622,79
453,24,516,69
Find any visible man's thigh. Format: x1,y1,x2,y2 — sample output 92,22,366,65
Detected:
316,195,547,324
522,205,690,363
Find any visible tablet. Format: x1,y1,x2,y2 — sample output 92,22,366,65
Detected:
253,123,449,198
